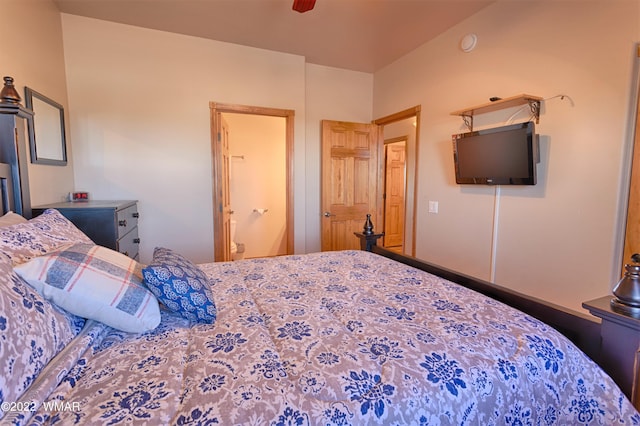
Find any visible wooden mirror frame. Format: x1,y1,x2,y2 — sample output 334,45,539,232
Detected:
24,87,67,166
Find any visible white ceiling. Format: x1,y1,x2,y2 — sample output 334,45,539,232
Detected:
53,0,494,73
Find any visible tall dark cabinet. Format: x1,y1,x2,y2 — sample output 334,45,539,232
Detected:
0,77,33,218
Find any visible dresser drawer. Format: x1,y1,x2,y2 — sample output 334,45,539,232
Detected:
117,226,140,260
116,204,139,239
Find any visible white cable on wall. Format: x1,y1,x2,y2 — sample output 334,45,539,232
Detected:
485,94,575,283
505,94,575,124
489,185,501,283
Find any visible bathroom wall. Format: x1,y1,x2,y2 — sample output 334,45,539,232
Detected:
223,113,287,258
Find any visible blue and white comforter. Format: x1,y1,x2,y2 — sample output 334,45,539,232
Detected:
18,251,640,424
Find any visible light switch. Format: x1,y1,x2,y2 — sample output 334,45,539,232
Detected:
428,200,439,214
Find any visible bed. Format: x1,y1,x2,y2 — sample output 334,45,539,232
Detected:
0,208,636,425
0,87,638,424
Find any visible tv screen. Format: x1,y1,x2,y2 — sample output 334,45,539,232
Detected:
452,121,538,185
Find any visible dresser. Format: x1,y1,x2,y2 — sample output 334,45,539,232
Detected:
33,200,140,260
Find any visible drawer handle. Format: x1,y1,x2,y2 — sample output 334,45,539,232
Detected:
132,212,139,218
133,238,140,244
123,251,129,257
119,219,127,227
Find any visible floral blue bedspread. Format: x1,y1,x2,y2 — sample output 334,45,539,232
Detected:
24,251,639,425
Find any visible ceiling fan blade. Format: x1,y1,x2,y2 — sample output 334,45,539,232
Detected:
292,0,316,13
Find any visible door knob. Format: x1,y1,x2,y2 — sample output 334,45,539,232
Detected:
323,211,335,217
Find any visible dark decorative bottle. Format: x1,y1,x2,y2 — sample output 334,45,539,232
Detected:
0,76,21,104
363,214,374,235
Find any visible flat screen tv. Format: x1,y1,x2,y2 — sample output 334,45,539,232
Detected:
452,121,538,185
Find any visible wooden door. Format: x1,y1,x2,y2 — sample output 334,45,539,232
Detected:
383,141,406,249
212,112,232,262
321,120,381,251
220,115,232,261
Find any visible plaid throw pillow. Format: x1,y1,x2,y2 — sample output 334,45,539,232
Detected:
142,247,217,324
14,244,160,333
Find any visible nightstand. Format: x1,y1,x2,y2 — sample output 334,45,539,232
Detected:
33,200,140,260
583,296,640,409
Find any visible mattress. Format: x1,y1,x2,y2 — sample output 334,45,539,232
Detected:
11,250,639,425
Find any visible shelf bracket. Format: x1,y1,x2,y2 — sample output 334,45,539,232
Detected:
461,114,473,131
528,99,541,123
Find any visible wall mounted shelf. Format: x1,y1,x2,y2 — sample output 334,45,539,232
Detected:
451,94,543,131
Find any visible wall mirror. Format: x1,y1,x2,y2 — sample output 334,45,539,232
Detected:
24,87,67,165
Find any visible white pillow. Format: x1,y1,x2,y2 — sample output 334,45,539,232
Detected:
14,243,161,333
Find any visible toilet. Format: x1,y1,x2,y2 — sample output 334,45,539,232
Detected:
230,219,238,256
230,219,244,260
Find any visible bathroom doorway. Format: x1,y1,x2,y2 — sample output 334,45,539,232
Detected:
210,102,294,262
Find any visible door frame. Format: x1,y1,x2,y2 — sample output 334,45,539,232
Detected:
373,105,421,256
619,45,640,274
210,102,295,261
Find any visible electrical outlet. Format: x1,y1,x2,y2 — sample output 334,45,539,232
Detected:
428,201,439,214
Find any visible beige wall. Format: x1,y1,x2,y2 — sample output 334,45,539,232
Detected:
224,113,287,258
60,14,374,263
373,0,640,312
11,0,639,313
1,0,74,205
303,64,374,252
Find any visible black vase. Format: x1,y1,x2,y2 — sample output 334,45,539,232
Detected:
363,214,374,236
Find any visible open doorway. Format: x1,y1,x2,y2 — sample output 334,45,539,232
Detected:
319,107,420,254
210,102,294,262
374,106,420,256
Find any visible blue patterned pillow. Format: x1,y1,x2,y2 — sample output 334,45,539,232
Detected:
142,247,217,324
